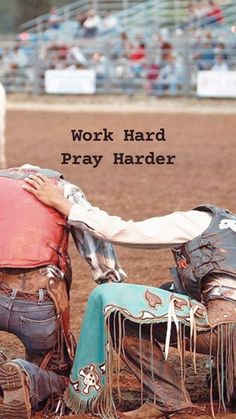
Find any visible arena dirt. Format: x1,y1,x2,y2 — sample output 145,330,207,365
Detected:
2,109,236,418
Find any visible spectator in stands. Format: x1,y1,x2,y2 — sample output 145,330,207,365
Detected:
83,9,101,38
115,57,132,79
9,46,29,69
76,12,87,37
214,41,228,60
186,2,198,27
115,57,134,95
91,52,111,81
69,46,87,67
161,41,173,63
120,32,133,57
3,45,32,90
48,7,60,30
207,1,224,24
45,44,69,70
76,11,87,28
146,61,160,95
211,54,229,71
197,40,215,70
102,13,119,35
155,54,184,96
186,0,222,29
0,49,12,78
193,0,210,26
111,32,133,60
128,42,146,78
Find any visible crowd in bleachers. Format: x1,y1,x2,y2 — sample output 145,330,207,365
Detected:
0,0,235,95
0,43,34,91
19,1,225,43
43,7,119,41
1,27,234,95
186,0,224,29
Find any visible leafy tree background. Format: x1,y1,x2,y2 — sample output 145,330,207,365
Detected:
0,0,72,33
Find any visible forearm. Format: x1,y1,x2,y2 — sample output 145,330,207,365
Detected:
52,196,73,217
68,204,212,248
22,174,211,248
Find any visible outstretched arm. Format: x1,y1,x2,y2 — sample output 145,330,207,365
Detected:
23,174,211,248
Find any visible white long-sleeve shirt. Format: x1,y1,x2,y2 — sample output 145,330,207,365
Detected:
68,205,236,291
68,204,212,248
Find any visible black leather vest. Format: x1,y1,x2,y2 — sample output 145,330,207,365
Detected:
172,205,236,301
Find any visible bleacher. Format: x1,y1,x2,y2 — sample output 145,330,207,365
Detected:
19,0,141,36
18,0,236,41
117,0,236,35
1,0,236,96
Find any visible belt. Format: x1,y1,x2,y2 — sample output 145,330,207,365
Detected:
206,286,236,302
0,283,51,303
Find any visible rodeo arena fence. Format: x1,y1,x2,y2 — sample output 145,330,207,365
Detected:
0,0,236,98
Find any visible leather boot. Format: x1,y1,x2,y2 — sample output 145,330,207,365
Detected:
122,403,209,419
122,401,164,418
0,361,31,419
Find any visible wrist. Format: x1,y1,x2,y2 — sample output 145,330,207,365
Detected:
53,196,73,217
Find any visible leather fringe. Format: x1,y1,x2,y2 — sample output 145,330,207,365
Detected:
65,306,236,418
64,316,118,419
209,323,236,417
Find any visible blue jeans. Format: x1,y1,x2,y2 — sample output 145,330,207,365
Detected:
0,291,56,364
0,291,68,410
14,359,67,410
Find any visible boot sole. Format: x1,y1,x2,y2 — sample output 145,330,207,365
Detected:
0,362,31,419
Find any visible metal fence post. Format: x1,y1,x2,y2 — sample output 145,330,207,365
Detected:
92,0,98,12
32,42,41,95
36,17,42,36
64,5,70,22
123,0,128,11
182,38,192,97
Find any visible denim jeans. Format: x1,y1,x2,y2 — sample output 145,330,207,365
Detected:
14,359,67,410
0,291,56,364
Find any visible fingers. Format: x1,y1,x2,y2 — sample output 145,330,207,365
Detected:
28,174,45,185
24,177,42,190
22,184,38,195
36,173,48,183
24,174,48,190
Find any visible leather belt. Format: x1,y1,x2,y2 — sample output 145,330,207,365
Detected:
0,269,48,293
206,285,236,302
0,283,51,302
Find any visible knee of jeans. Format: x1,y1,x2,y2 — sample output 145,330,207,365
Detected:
13,358,33,373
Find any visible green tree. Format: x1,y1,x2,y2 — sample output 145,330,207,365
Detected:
16,0,51,26
0,0,80,33
0,0,18,33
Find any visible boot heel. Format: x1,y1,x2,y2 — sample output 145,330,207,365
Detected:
0,362,31,419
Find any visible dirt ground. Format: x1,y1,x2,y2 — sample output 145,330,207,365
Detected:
2,108,236,418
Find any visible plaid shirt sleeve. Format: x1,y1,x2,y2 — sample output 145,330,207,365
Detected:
61,179,127,284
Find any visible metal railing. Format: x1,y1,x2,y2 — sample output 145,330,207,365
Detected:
1,29,235,97
18,0,235,39
111,0,236,35
19,0,140,34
